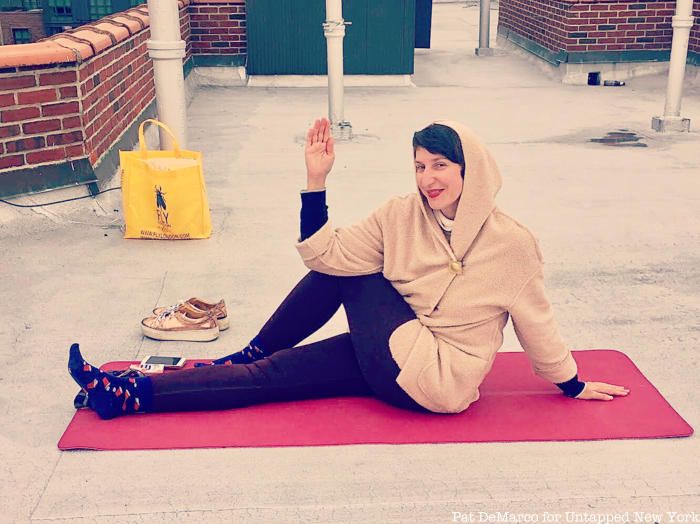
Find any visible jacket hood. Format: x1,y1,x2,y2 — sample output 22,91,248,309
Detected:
415,120,502,262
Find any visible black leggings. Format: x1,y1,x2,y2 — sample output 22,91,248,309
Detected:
150,271,431,413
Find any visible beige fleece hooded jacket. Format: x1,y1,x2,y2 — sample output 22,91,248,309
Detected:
295,120,578,414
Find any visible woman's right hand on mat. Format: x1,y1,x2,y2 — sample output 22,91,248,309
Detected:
305,117,335,188
575,381,630,401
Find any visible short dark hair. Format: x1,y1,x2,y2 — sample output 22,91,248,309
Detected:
412,124,465,178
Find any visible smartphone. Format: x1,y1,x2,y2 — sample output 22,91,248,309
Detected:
141,355,186,369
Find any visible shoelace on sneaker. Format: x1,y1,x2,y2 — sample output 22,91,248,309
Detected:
153,300,186,326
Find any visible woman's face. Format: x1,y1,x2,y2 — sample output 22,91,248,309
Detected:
414,146,463,220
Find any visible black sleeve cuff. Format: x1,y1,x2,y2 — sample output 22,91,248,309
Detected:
555,374,586,398
300,190,329,241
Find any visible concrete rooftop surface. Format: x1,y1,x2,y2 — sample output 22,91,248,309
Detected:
1,3,699,523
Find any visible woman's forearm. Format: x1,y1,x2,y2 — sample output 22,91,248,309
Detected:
299,188,329,241
306,178,326,191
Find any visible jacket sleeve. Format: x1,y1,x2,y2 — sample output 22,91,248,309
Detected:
294,200,386,277
508,267,578,383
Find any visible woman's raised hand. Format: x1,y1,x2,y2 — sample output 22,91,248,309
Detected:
574,381,630,401
304,117,335,186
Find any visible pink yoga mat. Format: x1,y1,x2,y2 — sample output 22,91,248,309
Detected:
58,350,693,451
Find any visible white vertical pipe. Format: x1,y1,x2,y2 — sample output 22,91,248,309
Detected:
475,0,494,56
478,0,490,50
324,0,352,138
663,0,694,117
146,0,188,149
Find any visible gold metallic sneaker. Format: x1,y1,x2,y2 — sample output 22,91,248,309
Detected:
153,298,229,331
141,307,219,342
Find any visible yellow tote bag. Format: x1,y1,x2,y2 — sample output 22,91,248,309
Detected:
119,119,212,239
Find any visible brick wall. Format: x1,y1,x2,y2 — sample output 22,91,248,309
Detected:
79,23,154,165
181,1,193,60
690,2,700,55
0,10,46,45
189,0,246,56
0,0,247,194
499,0,697,54
0,6,156,172
0,67,83,170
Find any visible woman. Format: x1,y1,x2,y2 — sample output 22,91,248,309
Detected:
68,117,629,419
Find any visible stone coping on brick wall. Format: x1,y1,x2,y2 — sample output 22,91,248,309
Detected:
0,0,244,69
0,6,153,68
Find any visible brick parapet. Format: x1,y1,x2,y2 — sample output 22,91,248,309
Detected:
499,0,697,54
0,0,245,175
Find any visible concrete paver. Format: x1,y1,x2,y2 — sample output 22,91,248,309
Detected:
1,3,699,523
